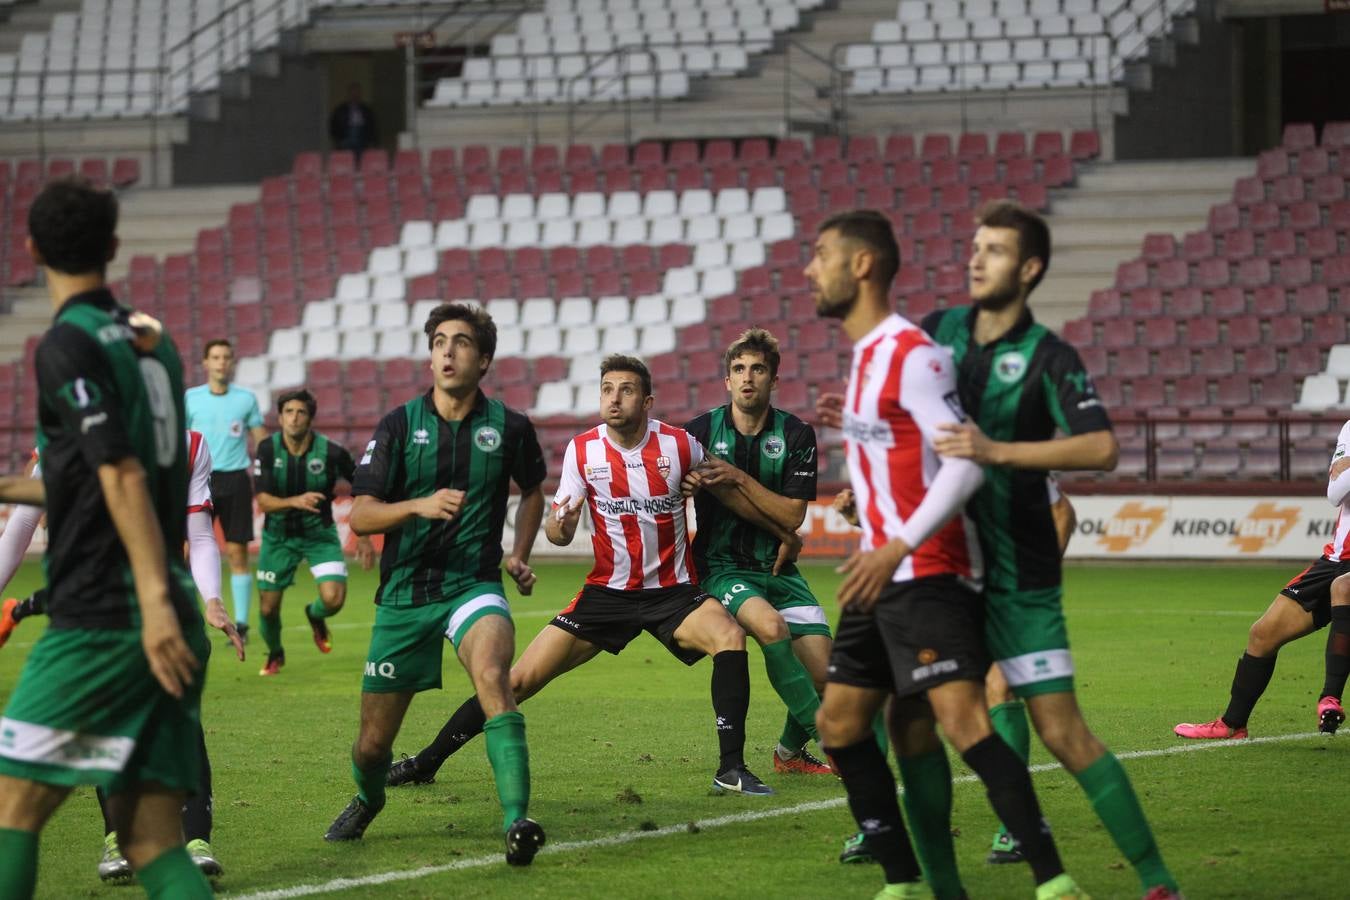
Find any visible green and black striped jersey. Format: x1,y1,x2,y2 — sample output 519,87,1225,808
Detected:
684,404,817,578
34,289,195,630
352,390,546,607
254,431,356,537
923,306,1111,592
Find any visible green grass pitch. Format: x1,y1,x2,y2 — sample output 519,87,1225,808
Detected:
0,559,1341,899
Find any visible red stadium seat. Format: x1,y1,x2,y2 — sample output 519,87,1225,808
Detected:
995,131,1027,159
1256,149,1289,180
1167,287,1204,317
1282,122,1316,151
957,132,989,161
1232,176,1264,206
1113,346,1150,377
1124,288,1163,317
775,138,807,163
1041,155,1073,187
1227,315,1262,347
1101,319,1135,349
1032,131,1064,158
1250,286,1286,316
813,135,842,160
1186,316,1220,347
1069,130,1100,160
1271,175,1305,206
1195,258,1231,288
1141,233,1176,261
1235,258,1271,287
1208,285,1245,316
1262,229,1297,258
1292,283,1331,315
1115,259,1148,291
920,134,952,160
1286,201,1320,231
1154,259,1189,290
1277,256,1312,287
112,157,141,187
1268,314,1304,346
1241,345,1278,376
1247,202,1281,231
1088,289,1122,318
1061,318,1093,346
428,147,455,173
846,135,880,162
1311,174,1346,204
1208,203,1241,233
884,134,917,161
1284,344,1324,376
1141,318,1177,348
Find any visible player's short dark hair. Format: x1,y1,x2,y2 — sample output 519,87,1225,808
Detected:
276,388,317,417
600,354,652,397
202,338,233,359
723,328,781,378
818,208,900,287
27,176,118,276
424,302,497,361
976,200,1052,291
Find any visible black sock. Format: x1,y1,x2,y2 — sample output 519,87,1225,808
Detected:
416,696,487,773
962,734,1063,885
711,650,750,772
181,728,213,843
827,736,922,885
96,786,114,835
12,590,47,623
1222,653,1277,728
1321,608,1350,700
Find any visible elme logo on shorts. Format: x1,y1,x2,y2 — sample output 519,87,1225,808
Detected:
364,661,397,679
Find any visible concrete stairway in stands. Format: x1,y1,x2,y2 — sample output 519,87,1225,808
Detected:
1037,156,1252,329
0,183,257,363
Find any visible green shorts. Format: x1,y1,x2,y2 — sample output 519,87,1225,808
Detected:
256,526,347,592
703,567,831,638
361,581,512,694
0,623,210,794
985,585,1074,698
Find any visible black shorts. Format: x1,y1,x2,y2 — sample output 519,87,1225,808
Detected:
1279,556,1350,629
209,469,254,544
827,575,989,698
550,583,716,666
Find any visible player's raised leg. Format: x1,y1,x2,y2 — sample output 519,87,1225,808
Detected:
1318,572,1350,733
1175,591,1318,739
304,572,347,655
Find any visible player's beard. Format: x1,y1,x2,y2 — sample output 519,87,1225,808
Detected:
814,278,857,320
972,273,1021,312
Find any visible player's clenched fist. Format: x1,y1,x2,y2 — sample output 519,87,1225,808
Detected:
832,489,859,527
505,556,536,596
836,540,910,613
417,488,465,520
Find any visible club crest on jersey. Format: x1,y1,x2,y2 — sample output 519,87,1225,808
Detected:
229,420,244,438
584,463,611,482
994,351,1027,385
656,455,672,478
474,425,502,452
412,429,430,446
308,458,325,475
761,435,785,460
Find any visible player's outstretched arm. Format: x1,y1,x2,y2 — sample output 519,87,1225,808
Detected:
933,422,1117,472
1327,455,1350,507
349,489,464,535
0,475,45,507
257,489,325,514
99,457,199,698
0,459,44,592
186,508,244,660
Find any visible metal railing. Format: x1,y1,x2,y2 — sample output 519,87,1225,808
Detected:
783,38,844,140
564,45,661,147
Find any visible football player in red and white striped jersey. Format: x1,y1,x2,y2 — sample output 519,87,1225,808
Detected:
809,209,1085,900
380,355,773,797
1176,417,1350,740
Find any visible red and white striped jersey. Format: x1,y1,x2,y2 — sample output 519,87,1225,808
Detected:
842,314,983,586
33,429,213,515
555,419,704,590
186,430,214,515
1322,420,1350,561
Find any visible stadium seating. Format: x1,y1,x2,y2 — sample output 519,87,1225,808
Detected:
841,0,1194,95
425,0,822,108
1061,120,1350,480
0,155,142,287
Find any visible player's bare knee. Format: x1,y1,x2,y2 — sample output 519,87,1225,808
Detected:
322,584,346,612
1333,575,1350,607
1247,620,1284,657
711,619,747,654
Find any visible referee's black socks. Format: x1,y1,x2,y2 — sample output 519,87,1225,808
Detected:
961,734,1064,886
711,650,750,772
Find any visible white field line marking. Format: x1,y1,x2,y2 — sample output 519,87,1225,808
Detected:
227,730,1328,899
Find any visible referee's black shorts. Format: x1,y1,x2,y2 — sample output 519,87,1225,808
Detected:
209,469,254,544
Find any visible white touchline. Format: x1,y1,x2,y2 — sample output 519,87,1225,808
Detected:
228,731,1327,900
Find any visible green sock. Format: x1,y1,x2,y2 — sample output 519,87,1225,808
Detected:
484,711,531,832
898,750,965,900
0,827,38,898
307,598,335,619
989,701,1031,840
762,639,819,745
352,753,391,811
1074,752,1177,892
259,610,283,655
778,713,812,755
872,711,889,756
136,845,212,899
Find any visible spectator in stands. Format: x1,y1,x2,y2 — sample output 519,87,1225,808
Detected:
328,84,378,159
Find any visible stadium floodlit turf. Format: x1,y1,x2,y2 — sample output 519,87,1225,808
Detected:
0,560,1341,898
